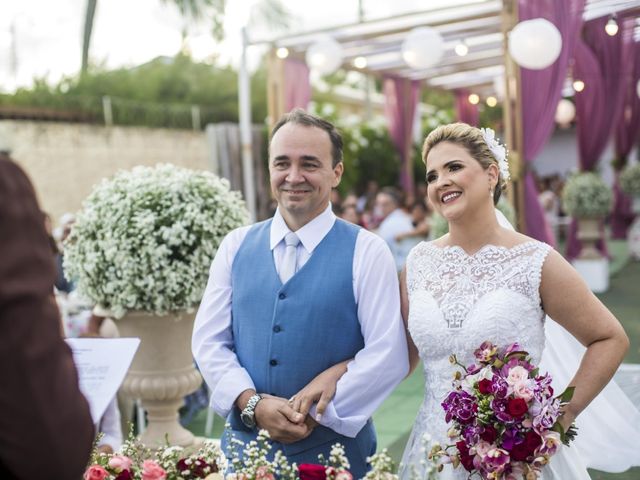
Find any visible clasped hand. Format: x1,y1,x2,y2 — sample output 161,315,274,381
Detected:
254,394,314,444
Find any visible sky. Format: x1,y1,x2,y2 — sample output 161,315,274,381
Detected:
0,0,461,92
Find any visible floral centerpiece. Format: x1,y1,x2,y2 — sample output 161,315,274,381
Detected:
561,172,612,218
83,431,225,480
429,341,576,479
65,163,249,318
620,163,640,197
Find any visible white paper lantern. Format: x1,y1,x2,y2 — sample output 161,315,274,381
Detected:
305,35,343,75
401,27,444,70
508,18,562,70
555,98,575,125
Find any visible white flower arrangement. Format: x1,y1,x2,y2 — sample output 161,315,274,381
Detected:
620,163,640,196
64,164,249,318
480,128,510,182
562,171,613,218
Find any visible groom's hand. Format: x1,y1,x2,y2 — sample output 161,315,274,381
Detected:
254,395,314,444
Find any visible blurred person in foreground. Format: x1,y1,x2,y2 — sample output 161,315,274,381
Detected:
0,151,94,480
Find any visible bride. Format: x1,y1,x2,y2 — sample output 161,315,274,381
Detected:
396,123,629,479
292,123,633,479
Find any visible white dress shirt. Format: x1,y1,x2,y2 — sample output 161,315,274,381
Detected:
192,204,409,438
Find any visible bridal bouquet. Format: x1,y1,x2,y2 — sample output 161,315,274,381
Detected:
433,341,576,479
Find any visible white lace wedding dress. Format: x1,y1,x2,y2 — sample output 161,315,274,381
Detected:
399,240,590,479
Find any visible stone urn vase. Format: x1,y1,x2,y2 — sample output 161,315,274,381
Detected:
576,217,603,260
117,310,202,447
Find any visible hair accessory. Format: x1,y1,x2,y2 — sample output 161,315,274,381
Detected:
480,127,510,181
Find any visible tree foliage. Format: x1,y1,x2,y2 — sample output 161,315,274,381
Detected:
0,54,268,128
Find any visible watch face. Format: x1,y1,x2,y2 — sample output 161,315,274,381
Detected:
241,411,255,428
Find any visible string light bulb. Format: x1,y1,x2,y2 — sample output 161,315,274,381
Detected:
468,93,480,105
573,79,585,92
605,15,619,36
353,56,367,69
455,40,469,57
276,47,289,59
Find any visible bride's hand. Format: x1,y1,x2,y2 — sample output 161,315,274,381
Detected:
290,359,351,422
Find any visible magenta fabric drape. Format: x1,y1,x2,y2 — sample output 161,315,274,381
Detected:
455,89,479,126
283,59,311,111
383,76,421,193
611,23,640,238
518,0,585,246
566,17,632,258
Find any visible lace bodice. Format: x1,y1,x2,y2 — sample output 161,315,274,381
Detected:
401,240,552,479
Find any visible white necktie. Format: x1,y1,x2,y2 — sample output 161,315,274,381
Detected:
279,232,300,283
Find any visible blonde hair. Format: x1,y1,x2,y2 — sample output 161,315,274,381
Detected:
422,122,503,205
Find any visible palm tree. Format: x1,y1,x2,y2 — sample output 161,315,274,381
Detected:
80,0,290,74
81,0,97,74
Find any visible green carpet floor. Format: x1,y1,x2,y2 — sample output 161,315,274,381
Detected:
186,241,640,478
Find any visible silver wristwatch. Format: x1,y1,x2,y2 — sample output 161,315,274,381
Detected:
240,393,262,428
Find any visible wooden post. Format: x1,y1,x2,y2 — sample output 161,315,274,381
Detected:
266,48,285,132
502,0,526,232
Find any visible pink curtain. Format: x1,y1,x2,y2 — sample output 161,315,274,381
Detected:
455,89,479,126
566,17,632,258
284,59,311,111
518,0,585,246
383,76,421,194
611,21,640,238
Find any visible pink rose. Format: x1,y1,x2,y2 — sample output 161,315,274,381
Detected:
472,440,492,458
84,465,109,480
141,460,166,480
108,455,133,472
506,366,529,386
513,380,535,401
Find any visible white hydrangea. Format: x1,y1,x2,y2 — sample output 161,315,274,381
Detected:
480,127,510,182
64,164,249,318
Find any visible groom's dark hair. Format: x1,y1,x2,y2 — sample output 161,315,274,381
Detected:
270,109,343,167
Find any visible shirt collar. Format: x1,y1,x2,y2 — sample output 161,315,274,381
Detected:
270,204,336,253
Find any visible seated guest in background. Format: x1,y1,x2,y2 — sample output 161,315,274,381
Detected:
0,152,94,480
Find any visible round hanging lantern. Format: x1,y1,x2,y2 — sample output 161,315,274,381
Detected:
555,98,575,125
305,35,343,75
508,18,562,70
401,27,444,69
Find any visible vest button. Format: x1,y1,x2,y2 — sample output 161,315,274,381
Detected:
269,359,278,366
278,293,286,299
273,325,281,333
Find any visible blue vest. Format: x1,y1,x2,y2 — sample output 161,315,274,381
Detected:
226,218,375,470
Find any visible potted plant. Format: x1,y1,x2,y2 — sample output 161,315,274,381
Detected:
65,163,249,446
619,163,640,258
561,172,612,260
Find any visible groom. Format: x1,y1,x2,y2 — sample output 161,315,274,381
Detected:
192,109,408,478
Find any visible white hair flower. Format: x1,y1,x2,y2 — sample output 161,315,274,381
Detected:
480,127,510,182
